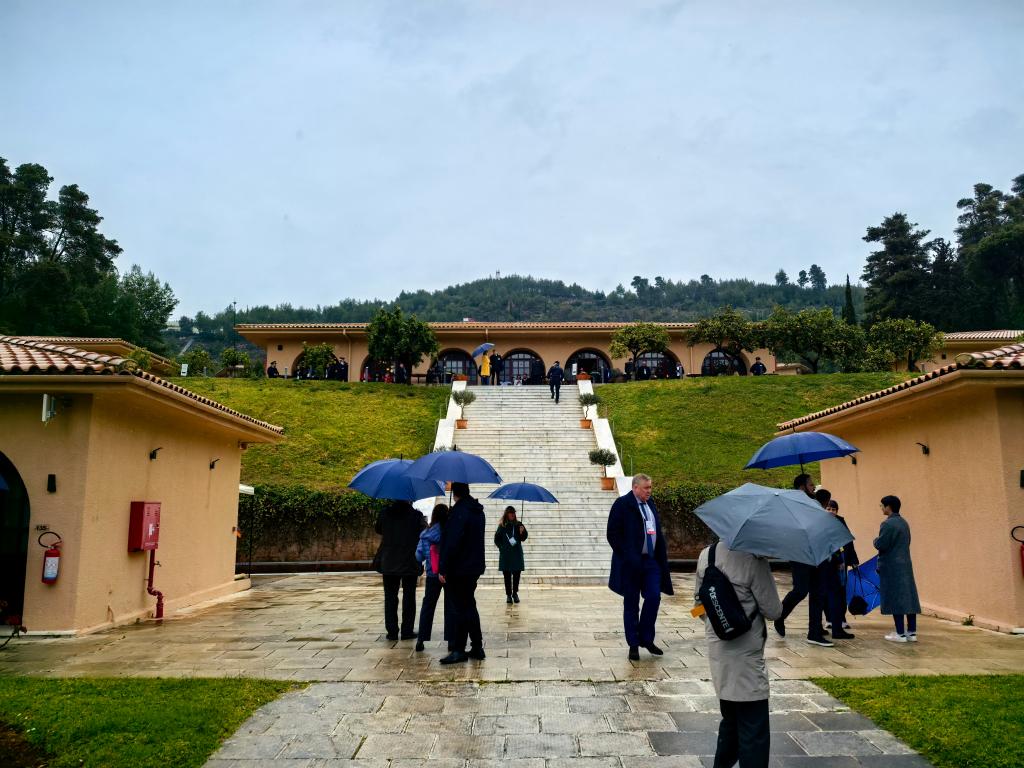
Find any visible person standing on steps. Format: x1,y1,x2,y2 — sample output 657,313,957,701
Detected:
414,504,450,652
438,482,487,664
374,499,426,641
773,473,834,647
494,506,529,604
548,360,565,403
607,473,673,660
490,350,503,385
479,351,490,385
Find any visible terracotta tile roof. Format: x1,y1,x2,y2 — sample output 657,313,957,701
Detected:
942,330,1024,342
0,337,283,435
236,321,697,332
777,343,1024,431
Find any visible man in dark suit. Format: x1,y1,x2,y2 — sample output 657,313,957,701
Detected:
438,482,486,664
339,357,349,382
548,361,564,403
607,473,673,660
489,351,503,385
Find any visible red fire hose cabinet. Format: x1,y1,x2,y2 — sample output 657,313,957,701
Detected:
128,501,161,551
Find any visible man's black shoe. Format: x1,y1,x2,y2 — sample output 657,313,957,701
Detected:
439,651,468,664
415,640,425,652
830,630,855,640
400,633,417,640
506,595,513,604
468,647,486,660
512,593,520,604
773,619,786,638
644,643,664,656
628,646,640,661
386,633,398,642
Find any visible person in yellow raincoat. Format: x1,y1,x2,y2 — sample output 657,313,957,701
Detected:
479,349,490,385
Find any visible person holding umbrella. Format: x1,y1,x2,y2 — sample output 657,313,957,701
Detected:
489,349,503,385
494,506,529,603
374,498,426,641
415,503,450,652
480,350,491,385
439,482,487,664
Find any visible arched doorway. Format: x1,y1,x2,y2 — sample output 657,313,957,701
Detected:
636,350,682,380
502,349,544,385
566,349,612,383
0,452,30,625
358,356,389,383
292,350,341,380
435,349,477,384
701,348,748,376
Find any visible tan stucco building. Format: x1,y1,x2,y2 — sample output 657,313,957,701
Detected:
0,337,283,634
920,329,1023,372
778,343,1024,633
237,321,776,382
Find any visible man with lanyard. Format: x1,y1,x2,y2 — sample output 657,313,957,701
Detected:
606,473,673,660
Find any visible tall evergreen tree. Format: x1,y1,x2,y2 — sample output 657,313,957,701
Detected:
797,270,809,288
842,275,857,325
808,264,827,291
861,213,931,326
774,269,789,286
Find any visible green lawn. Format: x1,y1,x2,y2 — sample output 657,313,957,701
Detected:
0,677,297,768
598,373,908,487
815,675,1024,768
171,379,451,489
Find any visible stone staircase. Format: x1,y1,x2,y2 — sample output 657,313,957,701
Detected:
448,385,616,585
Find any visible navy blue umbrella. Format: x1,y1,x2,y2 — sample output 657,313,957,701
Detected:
487,481,558,521
404,450,502,485
348,459,445,501
845,556,882,615
472,342,495,358
745,431,859,472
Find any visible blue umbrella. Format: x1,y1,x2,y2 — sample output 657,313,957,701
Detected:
404,449,502,485
348,459,445,501
695,483,854,565
472,342,495,358
846,556,882,615
487,481,558,522
745,431,859,472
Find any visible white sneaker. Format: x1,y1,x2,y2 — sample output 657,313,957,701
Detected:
906,633,918,642
884,632,908,643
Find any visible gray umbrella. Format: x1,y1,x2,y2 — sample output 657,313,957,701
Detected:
695,483,853,565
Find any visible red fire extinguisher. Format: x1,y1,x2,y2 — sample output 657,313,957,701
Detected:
1013,526,1024,578
39,532,62,585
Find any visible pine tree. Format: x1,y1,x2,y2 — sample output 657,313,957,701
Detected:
842,275,857,325
861,213,931,326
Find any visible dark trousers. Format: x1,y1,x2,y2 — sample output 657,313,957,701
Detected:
550,381,561,402
491,370,500,385
503,570,521,596
779,562,825,638
819,563,846,629
714,698,770,768
382,574,417,638
893,614,917,635
417,577,450,644
447,575,483,653
622,557,662,647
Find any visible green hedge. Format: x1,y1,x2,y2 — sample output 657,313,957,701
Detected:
238,484,385,560
653,481,730,553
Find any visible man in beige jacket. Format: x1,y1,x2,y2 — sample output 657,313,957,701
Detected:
695,542,783,768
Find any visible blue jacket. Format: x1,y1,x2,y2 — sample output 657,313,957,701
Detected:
606,492,673,597
439,495,486,578
548,365,564,385
416,524,443,578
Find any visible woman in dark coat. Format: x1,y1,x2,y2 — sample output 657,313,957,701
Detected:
874,495,921,643
494,506,529,603
374,500,426,641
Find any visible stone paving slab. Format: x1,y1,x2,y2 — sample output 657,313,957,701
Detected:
4,573,1021,766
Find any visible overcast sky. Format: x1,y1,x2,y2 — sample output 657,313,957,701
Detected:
3,1,1022,316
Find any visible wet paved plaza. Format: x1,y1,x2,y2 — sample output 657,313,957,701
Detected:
2,574,1022,766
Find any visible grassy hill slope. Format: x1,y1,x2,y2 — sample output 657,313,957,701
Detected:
599,373,909,489
171,379,450,489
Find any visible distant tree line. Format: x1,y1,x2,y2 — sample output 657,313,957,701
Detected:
0,156,177,353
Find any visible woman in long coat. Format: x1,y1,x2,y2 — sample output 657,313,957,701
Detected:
494,506,529,603
874,495,921,642
695,542,783,768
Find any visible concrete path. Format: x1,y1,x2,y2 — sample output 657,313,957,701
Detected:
2,574,1021,766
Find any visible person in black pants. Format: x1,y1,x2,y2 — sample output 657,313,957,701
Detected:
438,482,487,664
494,506,528,603
811,489,854,641
548,360,565,403
374,500,426,641
773,474,834,647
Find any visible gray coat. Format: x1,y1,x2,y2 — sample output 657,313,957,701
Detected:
694,544,783,702
873,514,921,615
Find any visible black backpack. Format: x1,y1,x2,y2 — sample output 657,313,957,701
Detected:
698,542,757,641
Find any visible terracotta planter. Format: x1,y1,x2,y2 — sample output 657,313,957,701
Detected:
576,372,591,380
453,374,468,381
601,476,616,490
456,419,468,429
580,419,592,429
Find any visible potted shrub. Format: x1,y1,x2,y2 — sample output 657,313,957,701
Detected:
451,390,476,429
578,392,601,429
589,448,618,490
